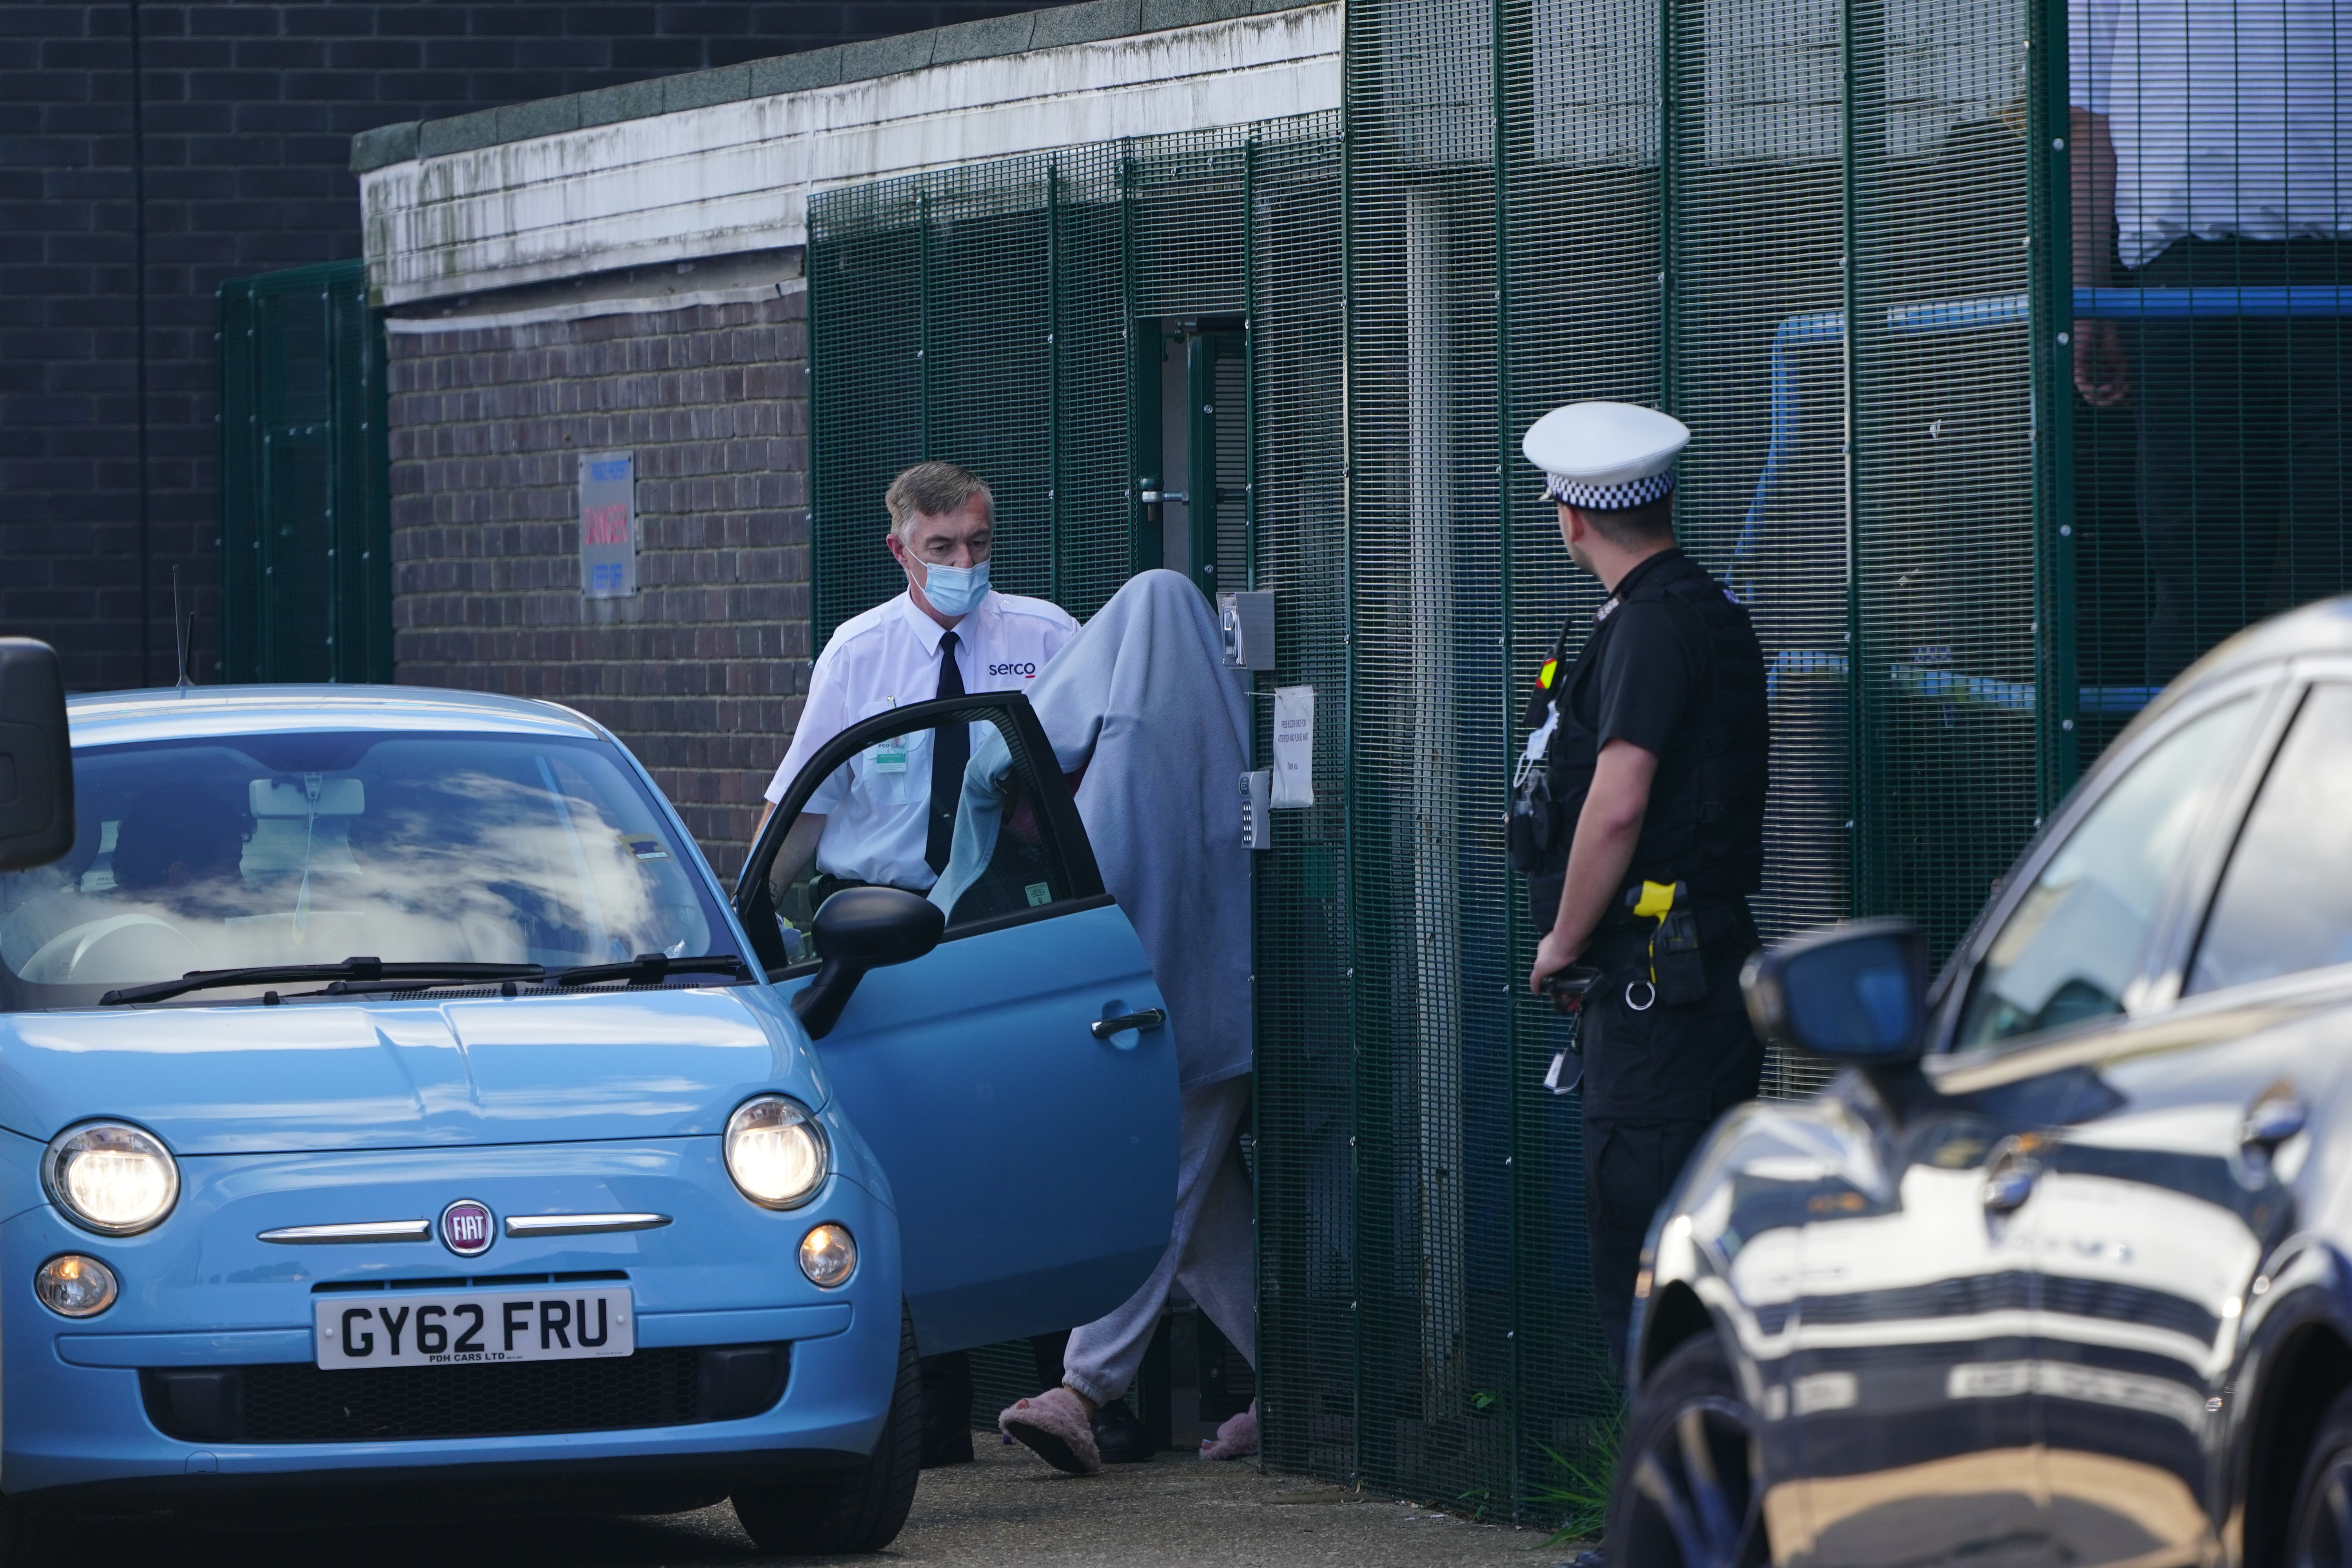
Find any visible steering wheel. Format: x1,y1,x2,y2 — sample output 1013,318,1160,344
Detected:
20,914,200,987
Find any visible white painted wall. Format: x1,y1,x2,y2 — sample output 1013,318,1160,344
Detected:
363,5,1339,307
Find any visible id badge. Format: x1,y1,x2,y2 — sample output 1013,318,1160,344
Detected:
873,739,909,773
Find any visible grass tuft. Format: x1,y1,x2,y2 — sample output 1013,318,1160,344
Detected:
1525,1405,1623,1548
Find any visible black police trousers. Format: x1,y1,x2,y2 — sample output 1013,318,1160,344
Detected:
1582,1113,1714,1373
1575,918,1765,1372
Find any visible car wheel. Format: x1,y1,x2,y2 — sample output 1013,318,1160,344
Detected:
1608,1333,1769,1568
732,1304,924,1556
2285,1387,2352,1566
0,1500,40,1566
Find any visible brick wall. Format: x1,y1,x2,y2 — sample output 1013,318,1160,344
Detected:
3,0,1058,693
387,291,811,874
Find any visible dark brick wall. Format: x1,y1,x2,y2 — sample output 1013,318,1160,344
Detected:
387,292,808,874
2,0,1057,693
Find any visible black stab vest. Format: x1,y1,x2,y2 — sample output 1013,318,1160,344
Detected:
1520,553,1769,916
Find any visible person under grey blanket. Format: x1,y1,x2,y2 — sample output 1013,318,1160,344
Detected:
936,570,1262,1472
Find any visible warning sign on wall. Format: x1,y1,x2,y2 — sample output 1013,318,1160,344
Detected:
579,451,637,599
1272,684,1314,808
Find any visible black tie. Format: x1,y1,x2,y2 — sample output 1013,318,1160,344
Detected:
926,631,967,874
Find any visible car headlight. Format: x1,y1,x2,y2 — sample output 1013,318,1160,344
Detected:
35,1254,118,1318
44,1121,180,1236
799,1224,857,1288
724,1096,828,1210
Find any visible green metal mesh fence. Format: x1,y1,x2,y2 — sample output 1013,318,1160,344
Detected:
2059,0,2350,774
807,109,1356,1475
1849,0,2041,958
806,0,2345,1526
1343,0,1655,1510
217,260,393,685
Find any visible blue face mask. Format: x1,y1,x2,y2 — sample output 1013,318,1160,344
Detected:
922,559,991,617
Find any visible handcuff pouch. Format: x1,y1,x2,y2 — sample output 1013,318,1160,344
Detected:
1654,907,1709,1007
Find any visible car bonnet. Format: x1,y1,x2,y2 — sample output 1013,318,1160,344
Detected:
0,985,824,1155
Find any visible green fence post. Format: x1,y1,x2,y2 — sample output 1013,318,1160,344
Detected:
2030,0,2081,809
1048,163,1065,607
1243,139,1259,593
1841,0,1869,913
918,191,934,461
1490,0,1530,1514
1337,7,1368,1486
1122,154,1159,573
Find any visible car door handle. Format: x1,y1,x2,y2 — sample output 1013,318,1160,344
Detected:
2242,1094,2309,1152
1982,1160,2041,1215
1090,1009,1167,1043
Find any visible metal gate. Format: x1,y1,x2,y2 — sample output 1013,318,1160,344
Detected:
807,107,1358,1479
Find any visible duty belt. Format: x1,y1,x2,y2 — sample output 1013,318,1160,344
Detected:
1586,882,1747,1011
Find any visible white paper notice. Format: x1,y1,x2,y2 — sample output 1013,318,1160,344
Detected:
1271,685,1315,807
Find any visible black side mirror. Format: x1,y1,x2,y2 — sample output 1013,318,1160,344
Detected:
792,887,945,1040
0,640,73,873
1741,919,1928,1066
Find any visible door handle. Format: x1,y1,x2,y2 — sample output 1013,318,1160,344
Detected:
1982,1159,2041,1215
1090,1009,1167,1043
2241,1094,2309,1153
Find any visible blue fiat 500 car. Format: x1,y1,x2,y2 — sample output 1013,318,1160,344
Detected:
0,680,1174,1555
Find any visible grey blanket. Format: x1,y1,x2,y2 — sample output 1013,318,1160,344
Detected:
931,571,1252,1089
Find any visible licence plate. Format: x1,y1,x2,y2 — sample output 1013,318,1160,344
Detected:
314,1287,634,1370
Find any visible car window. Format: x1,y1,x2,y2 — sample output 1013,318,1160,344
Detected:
0,730,728,1010
751,703,1092,970
2189,684,2352,995
1953,697,2256,1049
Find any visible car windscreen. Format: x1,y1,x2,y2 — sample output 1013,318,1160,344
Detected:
0,730,734,1011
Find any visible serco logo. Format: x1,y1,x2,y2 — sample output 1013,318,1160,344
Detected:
989,662,1038,678
439,1199,495,1258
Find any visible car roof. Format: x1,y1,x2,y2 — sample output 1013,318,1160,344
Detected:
65,684,610,750
2180,593,2352,684
2108,593,2352,745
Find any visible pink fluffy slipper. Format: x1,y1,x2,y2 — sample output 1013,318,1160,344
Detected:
1199,1399,1258,1461
998,1387,1102,1475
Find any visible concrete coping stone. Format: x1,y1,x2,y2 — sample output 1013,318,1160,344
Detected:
351,0,1314,173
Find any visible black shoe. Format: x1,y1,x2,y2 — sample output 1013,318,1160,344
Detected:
1566,1548,1608,1568
1092,1397,1154,1464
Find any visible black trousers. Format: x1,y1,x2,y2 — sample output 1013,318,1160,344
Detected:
2132,238,2348,682
1582,1113,1714,1373
1576,917,1765,1371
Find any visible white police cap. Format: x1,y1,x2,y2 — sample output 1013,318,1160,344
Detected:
1521,401,1691,510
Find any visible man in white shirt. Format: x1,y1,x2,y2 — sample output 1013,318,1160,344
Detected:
757,459,1078,1471
759,461,1079,898
2070,0,2347,679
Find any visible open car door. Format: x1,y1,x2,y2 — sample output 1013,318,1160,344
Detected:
736,691,1177,1356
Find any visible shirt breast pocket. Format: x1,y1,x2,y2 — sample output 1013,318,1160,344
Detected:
854,729,930,808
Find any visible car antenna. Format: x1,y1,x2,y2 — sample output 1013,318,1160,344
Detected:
172,566,196,692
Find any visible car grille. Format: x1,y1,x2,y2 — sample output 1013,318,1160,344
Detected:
141,1343,789,1444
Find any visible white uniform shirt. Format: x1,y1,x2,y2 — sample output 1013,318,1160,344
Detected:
764,589,1080,890
2071,0,2350,269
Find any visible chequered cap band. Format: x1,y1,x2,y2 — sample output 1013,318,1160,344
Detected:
1543,470,1676,510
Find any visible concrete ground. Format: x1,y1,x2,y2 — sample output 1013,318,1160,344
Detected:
96,1439,1570,1566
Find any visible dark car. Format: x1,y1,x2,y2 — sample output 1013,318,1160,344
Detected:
1615,596,2352,1568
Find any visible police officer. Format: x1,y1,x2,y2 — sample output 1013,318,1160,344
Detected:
1513,402,1769,1374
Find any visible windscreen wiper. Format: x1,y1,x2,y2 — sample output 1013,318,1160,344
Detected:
101,957,546,1007
554,953,748,988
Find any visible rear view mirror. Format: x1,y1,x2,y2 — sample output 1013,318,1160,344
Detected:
793,887,946,1040
251,777,366,817
1742,919,1927,1065
0,640,73,873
